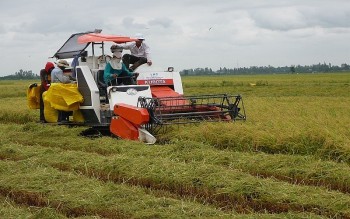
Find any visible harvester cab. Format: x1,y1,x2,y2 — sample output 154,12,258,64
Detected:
30,30,246,144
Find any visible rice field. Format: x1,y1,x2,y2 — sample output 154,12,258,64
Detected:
0,73,349,218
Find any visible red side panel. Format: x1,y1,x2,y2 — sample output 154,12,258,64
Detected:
114,104,149,126
110,117,139,140
137,79,174,86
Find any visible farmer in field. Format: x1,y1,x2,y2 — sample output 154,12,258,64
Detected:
111,33,152,72
51,60,75,84
51,59,75,123
39,62,54,123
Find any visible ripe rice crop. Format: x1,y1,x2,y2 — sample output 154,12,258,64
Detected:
0,73,349,218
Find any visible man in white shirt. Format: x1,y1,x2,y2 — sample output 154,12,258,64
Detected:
111,33,152,71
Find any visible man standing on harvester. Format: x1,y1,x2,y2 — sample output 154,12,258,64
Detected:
111,33,152,72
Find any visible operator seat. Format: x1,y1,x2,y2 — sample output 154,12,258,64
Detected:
97,70,108,103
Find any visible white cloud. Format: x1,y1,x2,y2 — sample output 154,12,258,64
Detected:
0,0,350,76
252,7,307,31
148,17,173,29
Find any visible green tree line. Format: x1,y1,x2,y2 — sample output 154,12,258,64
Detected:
1,62,349,80
180,62,350,75
0,69,39,80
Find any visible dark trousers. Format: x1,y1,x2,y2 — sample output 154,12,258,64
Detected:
122,54,147,71
39,86,46,122
58,111,72,122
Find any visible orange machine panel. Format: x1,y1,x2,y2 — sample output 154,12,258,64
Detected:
114,103,149,126
110,117,139,140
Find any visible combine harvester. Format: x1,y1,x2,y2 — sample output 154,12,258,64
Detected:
34,30,246,144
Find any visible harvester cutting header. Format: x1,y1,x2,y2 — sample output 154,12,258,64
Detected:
27,30,246,144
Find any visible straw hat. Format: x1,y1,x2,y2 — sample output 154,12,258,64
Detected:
56,59,70,68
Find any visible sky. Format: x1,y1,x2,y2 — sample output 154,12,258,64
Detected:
1,0,350,76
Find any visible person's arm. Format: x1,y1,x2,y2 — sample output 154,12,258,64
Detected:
51,68,70,83
122,63,133,76
113,42,132,50
104,63,115,84
40,69,49,90
56,71,71,84
40,69,45,84
40,70,47,86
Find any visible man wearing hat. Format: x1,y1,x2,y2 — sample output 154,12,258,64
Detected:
111,33,152,71
51,59,74,83
51,59,75,123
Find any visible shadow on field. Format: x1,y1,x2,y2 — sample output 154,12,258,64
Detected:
79,127,112,138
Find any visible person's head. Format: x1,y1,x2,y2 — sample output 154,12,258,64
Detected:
112,49,123,61
45,62,55,73
111,45,123,53
110,51,123,70
134,33,145,46
56,60,70,70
